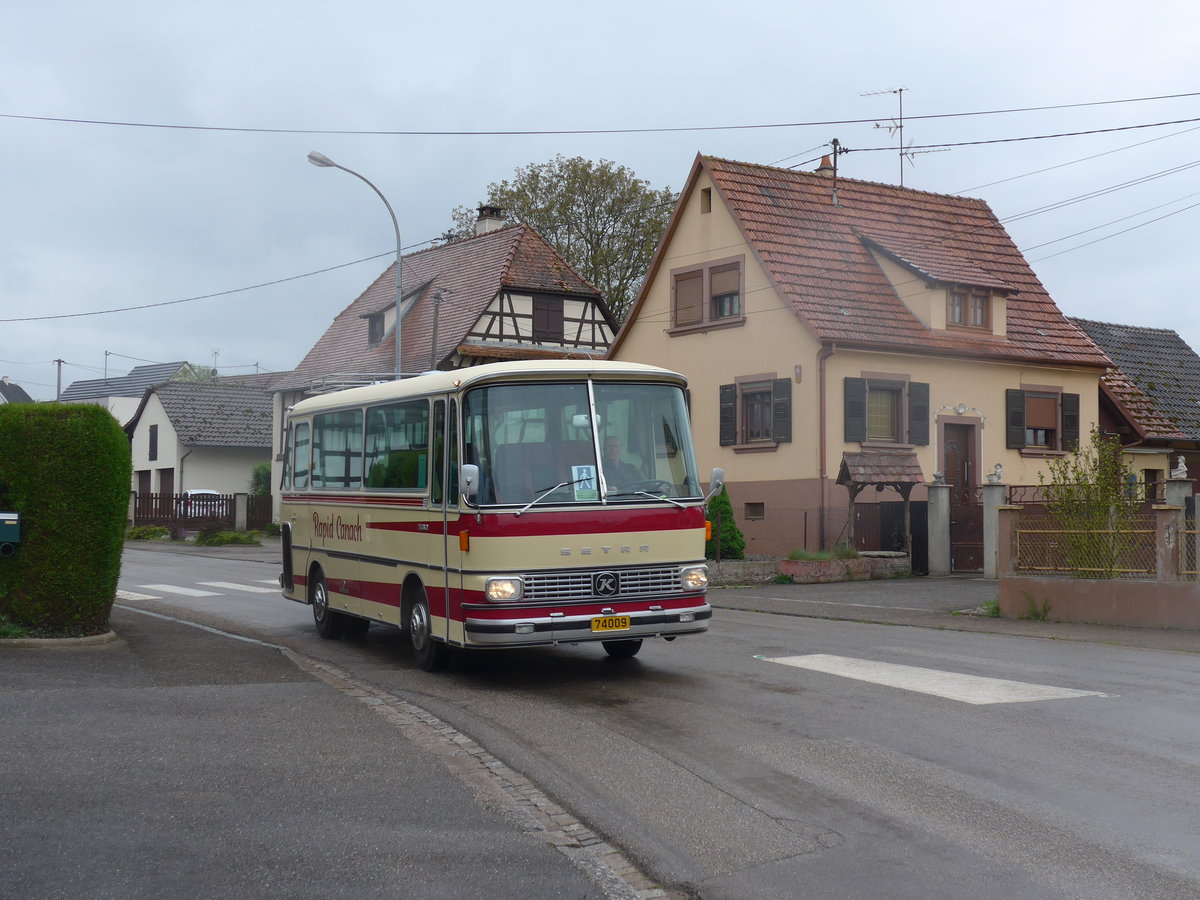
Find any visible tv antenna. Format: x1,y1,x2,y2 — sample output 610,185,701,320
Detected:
863,87,947,186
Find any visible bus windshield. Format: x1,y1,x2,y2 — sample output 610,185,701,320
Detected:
462,379,701,506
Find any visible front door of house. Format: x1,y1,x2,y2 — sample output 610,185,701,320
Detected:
944,423,983,572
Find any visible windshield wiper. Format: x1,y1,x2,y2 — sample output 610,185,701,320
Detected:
606,490,686,509
514,477,591,517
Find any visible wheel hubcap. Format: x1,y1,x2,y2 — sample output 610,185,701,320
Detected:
410,603,430,651
313,583,328,620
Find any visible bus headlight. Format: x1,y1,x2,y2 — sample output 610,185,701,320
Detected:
486,577,524,602
681,566,708,590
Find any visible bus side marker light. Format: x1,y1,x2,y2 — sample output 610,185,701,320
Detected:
459,530,470,552
705,520,713,540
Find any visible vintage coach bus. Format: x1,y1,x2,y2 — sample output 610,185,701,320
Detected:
279,360,723,670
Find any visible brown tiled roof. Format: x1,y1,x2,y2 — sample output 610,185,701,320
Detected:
694,156,1109,367
273,225,602,392
837,449,925,486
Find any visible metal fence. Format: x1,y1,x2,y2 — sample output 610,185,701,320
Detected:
1013,508,1159,580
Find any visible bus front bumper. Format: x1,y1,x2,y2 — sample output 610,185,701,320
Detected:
463,603,711,647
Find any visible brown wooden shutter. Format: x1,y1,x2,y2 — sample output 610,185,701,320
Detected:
1006,389,1026,449
1061,393,1080,451
675,271,703,326
719,384,737,446
907,381,929,445
771,378,791,443
844,378,866,443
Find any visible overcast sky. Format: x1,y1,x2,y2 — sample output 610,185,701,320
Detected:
4,1,1199,401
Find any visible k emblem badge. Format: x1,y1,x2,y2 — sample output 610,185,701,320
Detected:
593,572,619,597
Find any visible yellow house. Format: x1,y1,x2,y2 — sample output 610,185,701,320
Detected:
609,155,1111,571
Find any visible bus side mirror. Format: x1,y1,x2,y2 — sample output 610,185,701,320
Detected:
460,464,480,502
704,468,725,502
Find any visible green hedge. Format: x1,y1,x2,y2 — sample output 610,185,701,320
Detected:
0,405,131,635
705,486,745,560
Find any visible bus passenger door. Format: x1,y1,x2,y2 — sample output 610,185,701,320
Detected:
434,399,465,646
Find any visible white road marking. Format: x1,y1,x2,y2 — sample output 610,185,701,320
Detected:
139,584,221,598
255,579,280,586
759,654,1108,705
200,581,279,594
117,590,161,601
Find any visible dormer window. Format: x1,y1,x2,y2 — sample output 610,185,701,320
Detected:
948,289,991,330
367,314,384,348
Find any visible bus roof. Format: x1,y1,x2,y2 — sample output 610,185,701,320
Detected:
288,359,688,416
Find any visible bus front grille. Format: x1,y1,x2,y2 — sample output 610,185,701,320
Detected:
522,567,684,601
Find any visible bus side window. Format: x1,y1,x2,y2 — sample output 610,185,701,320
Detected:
293,423,310,490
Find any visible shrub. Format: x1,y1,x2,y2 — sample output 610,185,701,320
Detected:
127,525,171,541
195,530,262,547
249,461,272,496
0,405,131,636
705,486,745,560
787,545,861,561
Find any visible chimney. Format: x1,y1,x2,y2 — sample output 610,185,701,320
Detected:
815,155,835,177
475,205,507,235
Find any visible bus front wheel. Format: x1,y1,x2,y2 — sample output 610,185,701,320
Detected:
409,594,448,672
311,571,346,640
602,639,642,659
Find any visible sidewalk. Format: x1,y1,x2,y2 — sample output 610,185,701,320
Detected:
0,605,635,899
712,575,1200,654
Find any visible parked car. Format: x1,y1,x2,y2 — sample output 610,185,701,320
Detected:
177,489,223,518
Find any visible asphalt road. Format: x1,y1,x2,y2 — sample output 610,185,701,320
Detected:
91,544,1200,897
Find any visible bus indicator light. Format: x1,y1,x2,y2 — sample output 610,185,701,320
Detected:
459,530,470,552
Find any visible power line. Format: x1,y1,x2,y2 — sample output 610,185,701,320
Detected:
4,90,1200,137
0,250,399,323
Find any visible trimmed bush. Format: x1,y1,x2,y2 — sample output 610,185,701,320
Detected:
0,405,131,636
705,486,745,560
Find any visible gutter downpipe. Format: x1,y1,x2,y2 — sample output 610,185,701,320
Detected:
179,448,194,493
818,343,836,549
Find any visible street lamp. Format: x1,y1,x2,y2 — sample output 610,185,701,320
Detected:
307,151,403,379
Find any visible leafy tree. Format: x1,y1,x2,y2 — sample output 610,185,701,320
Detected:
1038,427,1140,578
448,155,676,321
705,486,746,561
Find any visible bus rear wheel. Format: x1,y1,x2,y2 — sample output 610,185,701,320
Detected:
602,639,642,659
409,594,448,672
311,572,346,640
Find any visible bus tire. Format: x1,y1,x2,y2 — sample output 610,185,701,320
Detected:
310,571,346,640
602,639,642,659
409,593,448,672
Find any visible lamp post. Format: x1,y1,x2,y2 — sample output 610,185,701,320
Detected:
307,151,403,379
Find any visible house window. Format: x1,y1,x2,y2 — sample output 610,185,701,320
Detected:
948,290,990,329
367,314,384,348
701,187,712,214
844,378,930,445
148,424,158,462
1005,389,1080,451
671,257,745,332
719,378,791,447
867,384,903,442
532,296,564,342
744,502,765,520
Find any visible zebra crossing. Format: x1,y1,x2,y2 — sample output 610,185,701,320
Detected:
118,579,280,601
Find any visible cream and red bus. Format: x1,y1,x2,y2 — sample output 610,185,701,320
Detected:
278,359,723,670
